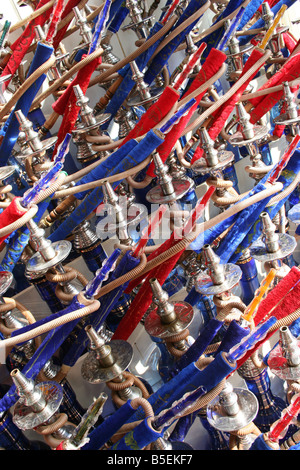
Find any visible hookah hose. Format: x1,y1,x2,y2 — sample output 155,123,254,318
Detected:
0,0,54,88
0,41,55,166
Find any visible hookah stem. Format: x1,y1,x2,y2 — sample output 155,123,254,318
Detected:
132,205,168,258
216,6,245,52
260,4,287,50
152,386,207,430
243,269,276,322
268,394,300,442
173,42,207,91
268,134,300,184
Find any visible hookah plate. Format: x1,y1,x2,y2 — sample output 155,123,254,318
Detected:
249,233,297,262
228,125,269,147
0,271,14,295
288,203,300,225
207,388,259,432
81,340,134,384
26,240,72,273
73,113,111,134
273,108,300,126
191,150,235,175
145,178,192,204
96,202,147,232
13,381,63,431
195,263,242,295
26,136,58,159
127,85,164,108
0,165,16,183
144,301,194,339
268,342,300,380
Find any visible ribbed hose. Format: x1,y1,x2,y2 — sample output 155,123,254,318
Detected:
35,412,76,449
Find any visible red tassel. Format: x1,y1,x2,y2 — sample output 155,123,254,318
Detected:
121,86,180,145
0,198,27,245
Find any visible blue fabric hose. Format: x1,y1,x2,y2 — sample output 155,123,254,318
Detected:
0,42,54,166
49,129,164,242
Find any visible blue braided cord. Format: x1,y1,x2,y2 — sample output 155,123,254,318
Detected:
0,42,54,166
0,298,86,413
238,0,297,46
49,129,164,242
144,0,207,86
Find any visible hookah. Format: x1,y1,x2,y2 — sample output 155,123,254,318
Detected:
191,126,237,210
249,211,297,285
97,179,147,247
72,219,107,275
206,381,261,450
11,368,77,449
228,102,270,183
24,216,88,309
72,84,111,166
195,244,245,328
122,0,154,42
81,325,149,407
143,277,194,382
273,81,300,139
225,20,253,84
260,2,289,75
14,109,57,182
126,60,165,110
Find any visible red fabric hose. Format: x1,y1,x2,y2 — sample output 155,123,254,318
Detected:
0,0,54,89
146,48,227,176
0,197,28,245
52,0,84,51
191,47,267,163
121,86,180,145
51,53,102,155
